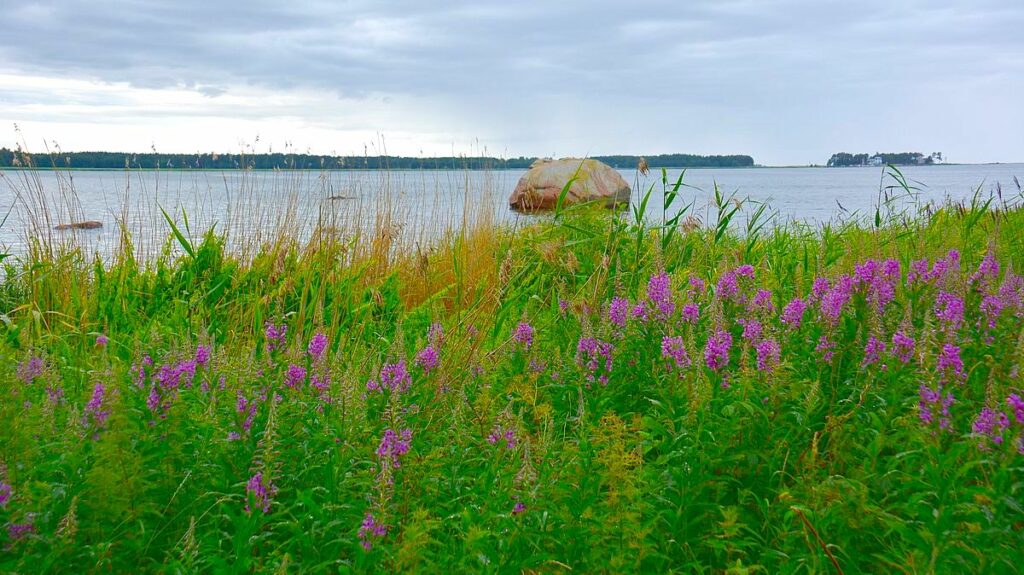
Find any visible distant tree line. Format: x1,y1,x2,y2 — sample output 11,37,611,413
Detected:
0,148,755,171
827,152,943,167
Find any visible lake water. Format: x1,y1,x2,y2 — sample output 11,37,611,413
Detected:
1,164,1021,259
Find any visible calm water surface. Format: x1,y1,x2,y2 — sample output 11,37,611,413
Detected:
1,164,1020,258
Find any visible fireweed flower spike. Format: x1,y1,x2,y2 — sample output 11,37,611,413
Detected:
415,345,439,374
194,344,210,367
358,513,388,550
937,343,965,384
661,336,691,370
608,297,629,329
16,356,44,384
780,297,807,328
83,383,111,432
513,322,535,349
264,321,287,352
647,272,675,319
577,337,614,386
755,338,781,373
307,332,328,360
285,364,307,389
919,384,954,431
972,408,1010,447
704,328,732,371
245,472,275,514
367,361,412,394
1008,394,1024,425
891,331,916,364
934,292,965,330
862,336,886,368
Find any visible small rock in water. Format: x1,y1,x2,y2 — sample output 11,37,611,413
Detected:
54,220,103,230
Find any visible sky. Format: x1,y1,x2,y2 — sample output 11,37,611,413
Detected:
0,0,1022,165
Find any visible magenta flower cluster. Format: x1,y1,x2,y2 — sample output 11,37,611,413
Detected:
245,471,276,514
367,360,412,393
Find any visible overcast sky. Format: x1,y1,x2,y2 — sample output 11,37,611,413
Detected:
0,0,1022,165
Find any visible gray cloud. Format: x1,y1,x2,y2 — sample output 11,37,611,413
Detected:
1,0,1022,163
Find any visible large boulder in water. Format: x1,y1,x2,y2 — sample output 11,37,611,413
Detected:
509,158,631,211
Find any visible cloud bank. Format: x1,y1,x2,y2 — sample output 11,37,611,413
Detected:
1,0,1021,164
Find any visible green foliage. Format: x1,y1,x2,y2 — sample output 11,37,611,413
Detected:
1,188,1023,573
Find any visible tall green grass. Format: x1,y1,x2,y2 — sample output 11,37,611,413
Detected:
0,164,1022,573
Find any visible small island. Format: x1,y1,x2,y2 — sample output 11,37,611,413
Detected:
827,151,944,167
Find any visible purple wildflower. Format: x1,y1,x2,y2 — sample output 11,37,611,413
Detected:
820,276,854,322
811,277,830,301
661,336,691,369
307,332,328,360
862,336,886,367
428,322,444,346
972,408,1010,446
937,343,965,383
146,386,161,414
96,334,109,347
755,338,781,373
285,363,307,389
6,523,34,542
891,331,916,364
919,384,954,430
980,294,1004,329
908,258,930,285
512,501,527,515
1007,393,1024,425
781,298,807,329
704,329,732,371
928,250,961,285
83,383,111,431
577,337,614,386
608,297,630,328
16,356,44,384
235,391,258,436
970,251,999,289
688,275,706,295
735,264,755,279
716,270,739,301
368,361,412,393
750,289,775,314
0,481,11,508
738,318,762,342
358,513,388,550
816,335,836,363
415,345,439,374
513,322,535,350
245,472,275,514
934,292,965,330
998,274,1024,314
46,384,64,405
681,303,700,324
647,272,675,318
264,321,287,352
194,344,211,367
631,302,648,321
377,428,413,469
487,425,518,449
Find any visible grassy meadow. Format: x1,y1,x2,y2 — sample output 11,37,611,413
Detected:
1,167,1023,573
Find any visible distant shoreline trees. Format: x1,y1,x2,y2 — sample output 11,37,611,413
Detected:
0,149,755,171
827,152,943,167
